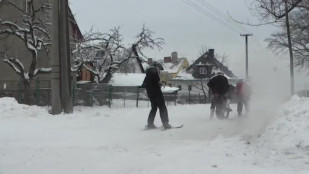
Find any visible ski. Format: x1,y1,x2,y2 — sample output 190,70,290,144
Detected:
143,124,184,131
161,124,183,131
143,126,159,131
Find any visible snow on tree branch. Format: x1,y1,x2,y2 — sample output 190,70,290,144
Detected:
1,52,25,77
33,68,52,76
73,25,165,83
0,0,51,82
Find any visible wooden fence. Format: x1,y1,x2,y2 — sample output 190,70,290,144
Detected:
0,80,211,107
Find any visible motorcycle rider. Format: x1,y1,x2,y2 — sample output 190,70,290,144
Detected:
207,71,231,119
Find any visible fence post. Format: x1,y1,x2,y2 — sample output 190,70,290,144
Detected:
108,85,112,108
124,87,126,107
188,90,191,104
174,92,177,106
89,91,93,107
72,81,76,104
136,87,139,108
36,79,40,105
18,78,23,103
198,93,201,104
48,80,51,107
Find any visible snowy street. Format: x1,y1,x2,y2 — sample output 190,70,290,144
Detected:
0,96,308,174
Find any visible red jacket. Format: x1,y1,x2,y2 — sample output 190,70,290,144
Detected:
236,81,251,98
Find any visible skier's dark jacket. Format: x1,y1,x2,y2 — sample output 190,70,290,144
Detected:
207,74,229,95
141,67,163,98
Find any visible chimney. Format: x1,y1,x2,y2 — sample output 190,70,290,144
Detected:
208,49,214,58
171,51,178,63
164,56,172,63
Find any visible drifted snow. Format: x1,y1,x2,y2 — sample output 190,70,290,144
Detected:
0,96,308,173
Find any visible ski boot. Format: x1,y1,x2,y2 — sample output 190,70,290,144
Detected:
146,123,157,129
163,122,172,129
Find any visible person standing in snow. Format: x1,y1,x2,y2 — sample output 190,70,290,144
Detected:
207,72,231,119
140,61,172,129
236,79,251,116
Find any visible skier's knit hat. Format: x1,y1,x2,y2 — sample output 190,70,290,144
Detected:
152,61,164,70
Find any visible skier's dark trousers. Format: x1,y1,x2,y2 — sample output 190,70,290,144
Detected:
141,63,171,129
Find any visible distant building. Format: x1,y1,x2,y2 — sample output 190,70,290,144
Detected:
169,49,239,94
159,52,190,82
186,49,237,79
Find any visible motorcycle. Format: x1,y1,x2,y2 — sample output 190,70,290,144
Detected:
213,94,231,119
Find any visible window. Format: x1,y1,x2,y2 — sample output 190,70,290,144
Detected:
199,67,207,74
25,0,32,14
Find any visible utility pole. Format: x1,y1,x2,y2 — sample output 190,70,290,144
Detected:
240,34,252,80
284,0,294,96
51,0,73,114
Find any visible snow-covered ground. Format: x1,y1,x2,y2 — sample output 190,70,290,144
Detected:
0,96,308,174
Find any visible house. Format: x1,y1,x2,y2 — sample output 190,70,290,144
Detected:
186,49,237,79
157,51,189,83
168,49,239,98
0,0,83,84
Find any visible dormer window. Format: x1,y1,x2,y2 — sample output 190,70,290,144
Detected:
199,67,207,74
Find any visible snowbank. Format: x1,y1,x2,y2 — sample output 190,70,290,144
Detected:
259,95,309,151
0,96,308,173
0,97,48,118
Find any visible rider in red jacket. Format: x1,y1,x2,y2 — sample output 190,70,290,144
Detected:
236,79,251,116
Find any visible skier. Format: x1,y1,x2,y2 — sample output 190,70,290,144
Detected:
207,72,231,118
236,79,251,116
140,61,172,129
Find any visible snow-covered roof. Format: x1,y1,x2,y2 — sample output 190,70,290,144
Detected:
174,69,235,80
161,86,179,93
109,73,145,86
76,80,92,84
162,58,187,73
173,70,196,80
109,73,179,93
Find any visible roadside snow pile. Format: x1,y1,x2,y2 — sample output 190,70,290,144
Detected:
258,95,309,153
0,97,48,118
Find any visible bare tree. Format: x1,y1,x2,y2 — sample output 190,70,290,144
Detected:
0,0,51,103
265,1,309,70
73,25,164,83
192,79,208,103
216,53,229,68
104,25,164,82
231,0,305,95
72,26,124,82
251,0,303,21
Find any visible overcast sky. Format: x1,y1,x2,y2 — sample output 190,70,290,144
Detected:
69,0,308,93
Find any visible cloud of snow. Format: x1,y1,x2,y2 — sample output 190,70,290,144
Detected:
233,54,293,139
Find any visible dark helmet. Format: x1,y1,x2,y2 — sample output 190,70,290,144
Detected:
152,61,164,70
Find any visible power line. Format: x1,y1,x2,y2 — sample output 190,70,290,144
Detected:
197,0,251,34
186,0,268,51
183,0,244,34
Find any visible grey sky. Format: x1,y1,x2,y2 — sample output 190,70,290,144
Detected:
69,0,307,93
